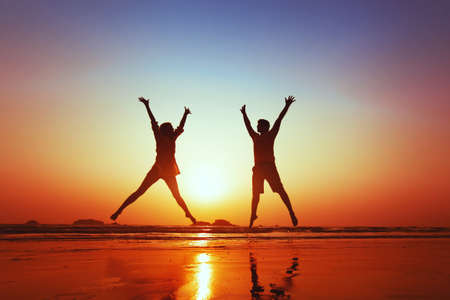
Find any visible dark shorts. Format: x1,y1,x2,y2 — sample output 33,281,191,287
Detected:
252,163,284,194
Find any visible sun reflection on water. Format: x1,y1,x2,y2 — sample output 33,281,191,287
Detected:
189,233,211,247
195,253,212,300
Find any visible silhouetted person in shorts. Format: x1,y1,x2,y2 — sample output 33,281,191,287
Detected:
111,97,196,224
241,96,298,228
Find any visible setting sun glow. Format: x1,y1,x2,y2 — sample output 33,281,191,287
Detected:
1,1,449,227
188,165,226,200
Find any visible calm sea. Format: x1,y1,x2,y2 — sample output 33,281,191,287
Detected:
1,225,449,241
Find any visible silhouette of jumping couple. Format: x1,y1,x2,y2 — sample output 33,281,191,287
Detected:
111,97,196,224
241,96,298,228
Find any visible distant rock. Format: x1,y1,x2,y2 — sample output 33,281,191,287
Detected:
191,221,211,226
73,219,104,226
25,220,39,226
212,219,234,226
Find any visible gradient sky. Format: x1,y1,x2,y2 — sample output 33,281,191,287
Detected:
1,0,449,226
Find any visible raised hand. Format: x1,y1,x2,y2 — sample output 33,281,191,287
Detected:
285,96,296,105
240,105,247,114
138,97,149,105
184,106,191,115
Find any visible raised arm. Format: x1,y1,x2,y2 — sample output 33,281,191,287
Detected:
271,96,295,135
175,107,191,136
240,105,257,138
139,97,159,134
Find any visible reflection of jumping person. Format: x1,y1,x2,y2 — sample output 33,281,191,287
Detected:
249,252,299,298
111,97,196,224
241,96,298,228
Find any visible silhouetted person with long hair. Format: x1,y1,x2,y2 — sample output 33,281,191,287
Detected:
111,97,196,224
241,96,298,228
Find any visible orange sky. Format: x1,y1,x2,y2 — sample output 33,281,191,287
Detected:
1,1,449,226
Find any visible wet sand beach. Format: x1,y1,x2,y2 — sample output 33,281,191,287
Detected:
1,227,450,299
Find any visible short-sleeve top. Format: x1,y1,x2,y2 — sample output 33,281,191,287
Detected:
252,131,277,165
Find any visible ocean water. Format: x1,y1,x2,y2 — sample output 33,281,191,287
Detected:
1,225,448,241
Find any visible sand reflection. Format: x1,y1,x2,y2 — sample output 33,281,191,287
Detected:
195,253,212,300
250,252,299,299
177,251,213,299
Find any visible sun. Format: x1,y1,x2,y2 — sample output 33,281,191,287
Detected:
187,165,226,200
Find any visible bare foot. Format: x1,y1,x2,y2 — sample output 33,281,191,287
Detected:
110,212,120,221
186,214,196,224
291,214,298,227
249,214,258,228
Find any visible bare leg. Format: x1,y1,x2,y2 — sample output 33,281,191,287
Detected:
278,188,298,226
250,192,260,228
110,169,159,221
163,176,196,224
